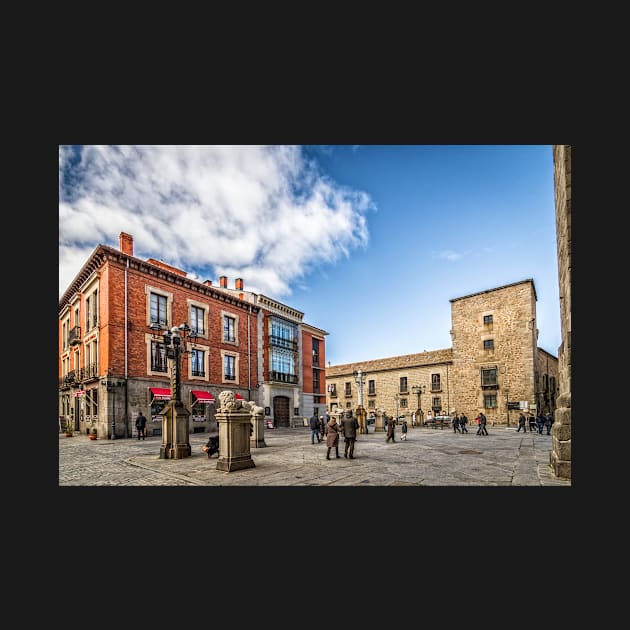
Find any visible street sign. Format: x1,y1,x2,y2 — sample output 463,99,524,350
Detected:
507,402,520,410
519,401,528,410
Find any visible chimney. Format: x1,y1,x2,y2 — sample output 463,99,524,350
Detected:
220,276,228,288
203,280,212,287
235,278,244,290
239,293,244,300
120,232,133,256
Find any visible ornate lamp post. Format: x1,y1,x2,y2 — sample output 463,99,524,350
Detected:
353,369,368,434
411,384,426,427
150,322,197,459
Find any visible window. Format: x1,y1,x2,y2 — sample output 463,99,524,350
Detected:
223,315,236,342
483,339,494,351
151,341,168,372
399,377,408,393
368,400,375,409
483,314,493,325
431,373,441,391
224,355,235,380
328,383,337,397
270,317,296,350
150,293,168,327
484,394,497,408
190,306,205,336
346,402,352,408
271,348,296,382
345,382,352,396
400,398,408,408
191,349,205,377
431,397,441,412
312,339,320,366
368,379,375,395
481,367,498,388
313,369,320,393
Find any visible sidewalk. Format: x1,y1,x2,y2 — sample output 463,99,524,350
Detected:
58,424,570,486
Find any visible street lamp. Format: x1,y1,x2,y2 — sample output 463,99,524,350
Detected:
353,369,368,434
411,384,426,427
150,321,198,459
394,393,400,422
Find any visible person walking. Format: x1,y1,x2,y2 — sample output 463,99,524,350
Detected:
135,411,147,440
452,413,461,434
319,415,326,439
528,413,536,432
309,413,321,444
459,412,468,433
385,416,396,443
544,412,554,435
340,411,360,458
325,414,341,460
517,412,527,433
478,411,488,436
400,419,408,440
536,413,544,435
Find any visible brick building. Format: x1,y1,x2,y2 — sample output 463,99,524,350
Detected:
58,232,327,438
325,279,558,426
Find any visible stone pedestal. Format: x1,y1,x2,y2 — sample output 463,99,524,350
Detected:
250,406,266,449
159,401,191,459
375,410,386,432
356,405,368,434
216,408,256,472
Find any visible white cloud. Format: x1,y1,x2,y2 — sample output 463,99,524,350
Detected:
59,145,373,299
434,249,465,262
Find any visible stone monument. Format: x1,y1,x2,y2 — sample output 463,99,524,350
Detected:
215,391,256,472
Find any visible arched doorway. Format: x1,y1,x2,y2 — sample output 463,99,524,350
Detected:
273,396,290,428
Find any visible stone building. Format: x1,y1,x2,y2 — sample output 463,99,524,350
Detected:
326,279,558,426
550,145,571,478
58,232,327,437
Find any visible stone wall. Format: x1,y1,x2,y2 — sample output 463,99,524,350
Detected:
550,145,571,479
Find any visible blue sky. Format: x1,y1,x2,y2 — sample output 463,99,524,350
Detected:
59,145,560,366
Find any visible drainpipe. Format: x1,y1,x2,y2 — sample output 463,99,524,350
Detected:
247,305,251,400
124,258,129,438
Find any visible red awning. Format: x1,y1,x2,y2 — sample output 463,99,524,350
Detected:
191,390,215,404
150,387,171,400
235,393,244,400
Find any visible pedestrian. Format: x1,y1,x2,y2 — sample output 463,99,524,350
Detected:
340,411,360,458
475,414,481,434
202,417,219,458
528,413,536,432
536,413,544,435
452,413,461,434
459,412,468,433
309,413,321,444
319,415,326,438
400,419,408,440
517,412,527,433
385,416,396,443
411,412,416,427
544,412,553,435
479,411,488,435
325,413,341,460
135,411,147,440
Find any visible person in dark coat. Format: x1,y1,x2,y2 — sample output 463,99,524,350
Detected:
340,412,359,459
517,412,527,433
319,415,326,438
478,412,488,436
544,412,554,435
459,412,468,433
309,413,321,444
135,411,147,440
536,413,544,434
528,413,536,432
400,419,408,440
325,414,341,460
203,417,219,458
385,416,396,443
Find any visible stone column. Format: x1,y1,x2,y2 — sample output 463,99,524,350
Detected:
216,391,256,472
356,406,367,434
159,400,191,459
250,402,266,449
375,409,386,433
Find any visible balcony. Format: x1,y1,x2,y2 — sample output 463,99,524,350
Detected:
269,371,297,384
68,326,81,346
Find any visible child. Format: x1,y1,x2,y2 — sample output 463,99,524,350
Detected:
400,419,408,440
